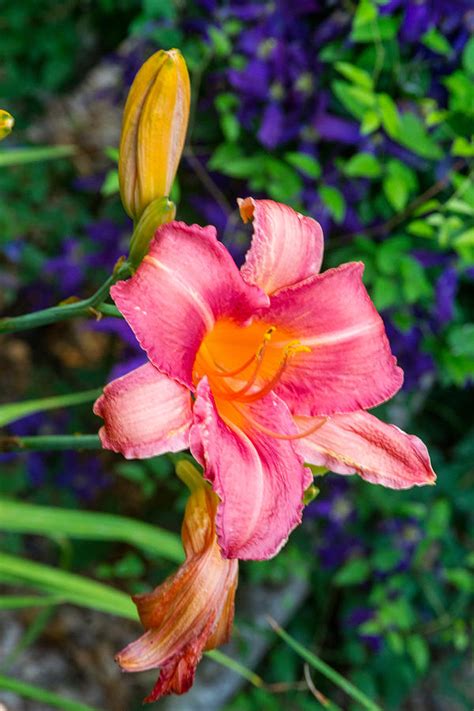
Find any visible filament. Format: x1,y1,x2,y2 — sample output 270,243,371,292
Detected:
229,402,327,440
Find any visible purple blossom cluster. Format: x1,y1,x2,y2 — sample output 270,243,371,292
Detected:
188,0,473,390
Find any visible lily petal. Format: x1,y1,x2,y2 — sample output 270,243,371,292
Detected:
266,262,404,416
239,197,324,295
116,464,238,702
112,221,268,389
93,362,191,458
190,377,311,560
296,410,436,489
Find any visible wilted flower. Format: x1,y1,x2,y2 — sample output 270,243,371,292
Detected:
94,198,435,562
118,49,190,221
116,461,238,702
0,110,14,141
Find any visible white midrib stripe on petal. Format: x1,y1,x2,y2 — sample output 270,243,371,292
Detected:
301,320,379,347
145,254,215,331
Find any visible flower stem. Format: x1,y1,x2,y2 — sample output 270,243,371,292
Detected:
0,434,101,453
0,261,131,334
267,616,382,711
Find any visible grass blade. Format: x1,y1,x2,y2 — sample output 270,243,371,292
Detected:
0,554,263,689
0,674,100,711
267,616,382,711
0,552,136,619
0,389,101,427
0,594,63,609
0,145,76,166
0,499,183,563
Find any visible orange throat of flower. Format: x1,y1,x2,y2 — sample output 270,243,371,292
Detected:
193,318,324,440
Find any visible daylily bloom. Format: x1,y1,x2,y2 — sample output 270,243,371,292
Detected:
116,460,238,702
94,198,436,560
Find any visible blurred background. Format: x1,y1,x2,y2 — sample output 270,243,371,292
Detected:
0,1,473,709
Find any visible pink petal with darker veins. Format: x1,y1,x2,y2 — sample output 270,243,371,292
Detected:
190,377,312,560
111,221,268,389
265,262,404,416
239,197,324,295
296,409,436,489
93,362,191,459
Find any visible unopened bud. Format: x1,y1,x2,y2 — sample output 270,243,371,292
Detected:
0,111,14,141
119,49,190,221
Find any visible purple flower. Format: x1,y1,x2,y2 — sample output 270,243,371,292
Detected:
435,266,458,325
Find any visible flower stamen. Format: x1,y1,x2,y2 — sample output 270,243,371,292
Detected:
228,402,327,440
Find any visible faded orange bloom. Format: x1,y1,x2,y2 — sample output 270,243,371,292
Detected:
0,110,14,141
116,461,238,702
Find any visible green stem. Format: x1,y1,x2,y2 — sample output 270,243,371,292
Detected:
0,144,76,167
207,650,264,688
0,389,101,428
0,434,101,452
0,261,131,334
267,617,382,711
0,674,101,711
95,303,123,318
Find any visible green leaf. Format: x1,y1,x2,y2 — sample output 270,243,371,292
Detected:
344,152,382,178
407,220,435,238
335,61,374,90
0,499,183,563
377,94,400,138
383,174,408,212
451,136,474,158
284,151,321,179
101,169,119,196
400,256,431,303
426,499,451,539
444,568,474,593
372,276,399,310
0,674,101,711
360,110,381,135
376,237,411,274
447,324,474,357
332,80,369,120
0,594,63,610
0,552,136,618
397,113,443,160
422,28,452,56
207,26,232,56
386,631,405,655
463,36,474,75
371,548,402,572
406,635,430,674
320,185,346,223
334,558,371,586
220,112,240,142
453,227,474,263
0,388,101,427
0,145,76,167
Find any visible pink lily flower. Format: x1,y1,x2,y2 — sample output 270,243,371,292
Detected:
94,198,435,560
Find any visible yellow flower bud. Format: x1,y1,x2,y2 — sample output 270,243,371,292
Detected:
119,49,190,221
0,110,14,141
